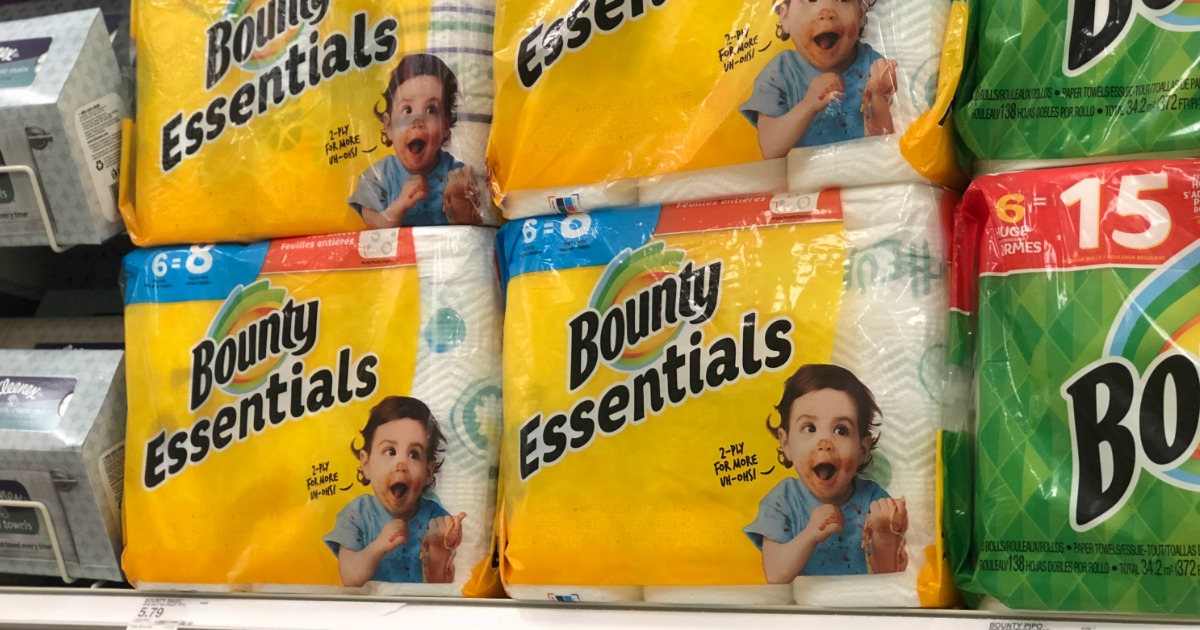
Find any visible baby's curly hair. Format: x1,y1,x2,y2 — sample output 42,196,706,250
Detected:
775,0,878,41
375,54,459,148
765,364,881,473
351,396,446,490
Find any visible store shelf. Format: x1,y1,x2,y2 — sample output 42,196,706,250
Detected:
0,589,1197,630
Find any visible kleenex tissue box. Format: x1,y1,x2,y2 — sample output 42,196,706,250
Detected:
0,9,126,247
0,350,125,581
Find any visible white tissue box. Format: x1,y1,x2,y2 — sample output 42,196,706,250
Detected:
0,9,126,247
0,349,126,581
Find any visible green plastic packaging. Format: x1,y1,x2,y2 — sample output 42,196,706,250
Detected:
955,0,1200,163
949,158,1200,613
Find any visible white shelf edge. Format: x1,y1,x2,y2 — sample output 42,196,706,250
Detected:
0,588,1198,630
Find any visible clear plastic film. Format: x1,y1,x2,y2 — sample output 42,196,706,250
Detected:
488,0,959,219
120,0,500,246
954,0,1200,169
947,158,1200,613
0,350,127,582
495,188,953,606
120,227,502,596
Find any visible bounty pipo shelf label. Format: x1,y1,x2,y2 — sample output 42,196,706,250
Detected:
955,0,1200,162
951,159,1200,613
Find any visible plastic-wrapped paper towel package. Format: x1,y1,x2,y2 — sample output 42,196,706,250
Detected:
946,159,1200,614
488,0,961,219
0,9,127,248
122,0,499,246
955,0,1200,174
496,188,958,606
121,227,502,596
0,350,127,582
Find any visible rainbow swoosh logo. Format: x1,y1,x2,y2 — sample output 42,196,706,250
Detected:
224,0,306,73
589,241,687,372
208,279,290,395
1106,240,1200,488
1149,0,1200,29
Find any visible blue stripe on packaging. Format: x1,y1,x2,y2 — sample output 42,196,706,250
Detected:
124,242,270,305
496,204,662,294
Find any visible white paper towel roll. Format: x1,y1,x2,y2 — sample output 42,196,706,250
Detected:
426,0,500,225
397,226,504,597
789,136,925,196
638,159,787,206
505,585,644,602
502,179,640,220
642,585,793,605
792,183,949,608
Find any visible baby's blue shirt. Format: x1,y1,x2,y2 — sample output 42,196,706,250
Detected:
744,476,890,576
324,494,450,583
740,43,885,148
348,151,463,226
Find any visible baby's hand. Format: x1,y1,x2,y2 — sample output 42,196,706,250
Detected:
803,503,844,544
425,512,467,550
376,519,409,553
864,497,908,574
866,59,898,100
802,73,846,113
869,497,908,535
368,175,429,228
400,174,430,208
421,512,466,583
443,167,482,225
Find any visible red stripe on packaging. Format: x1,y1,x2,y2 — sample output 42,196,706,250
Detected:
261,229,417,274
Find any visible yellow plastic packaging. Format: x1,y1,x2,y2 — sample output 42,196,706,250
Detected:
123,0,498,245
496,188,956,605
489,0,961,219
121,227,502,595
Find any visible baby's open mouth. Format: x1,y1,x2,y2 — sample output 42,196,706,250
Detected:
406,139,428,155
813,463,837,481
813,32,840,51
390,482,410,499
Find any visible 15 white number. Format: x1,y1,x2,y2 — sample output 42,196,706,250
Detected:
1060,173,1171,250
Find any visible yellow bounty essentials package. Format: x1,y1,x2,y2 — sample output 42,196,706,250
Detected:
122,227,502,595
496,190,956,606
124,0,499,245
489,0,961,219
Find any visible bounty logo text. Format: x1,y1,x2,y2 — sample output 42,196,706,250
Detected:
1062,241,1200,530
205,0,330,88
568,242,719,391
189,280,315,410
1064,0,1200,76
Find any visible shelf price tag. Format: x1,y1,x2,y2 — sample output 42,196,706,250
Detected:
125,596,203,630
